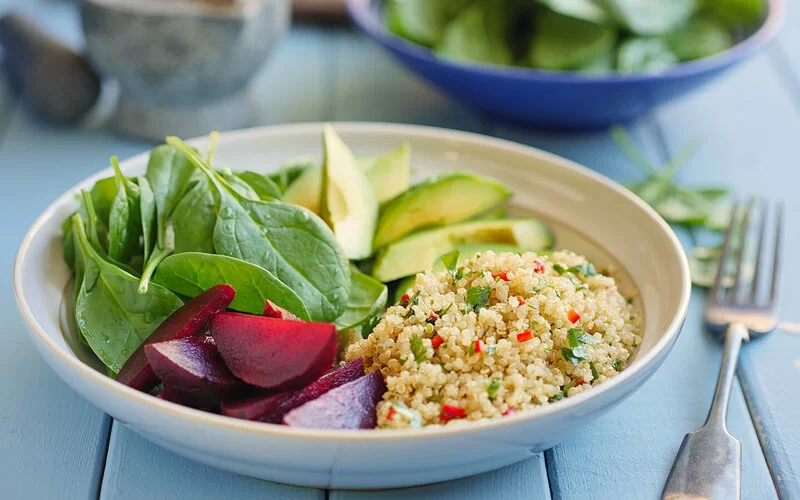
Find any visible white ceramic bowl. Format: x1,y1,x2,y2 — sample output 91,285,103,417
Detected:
14,123,690,489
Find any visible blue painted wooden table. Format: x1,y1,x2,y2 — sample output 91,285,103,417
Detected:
1,1,798,498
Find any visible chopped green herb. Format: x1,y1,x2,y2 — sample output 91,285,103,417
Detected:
391,402,423,429
629,314,636,321
404,290,422,318
626,297,633,304
589,361,599,379
528,303,540,310
562,345,589,365
568,262,597,277
441,249,460,281
410,334,427,363
361,314,382,339
486,344,497,355
613,359,622,371
454,267,472,281
399,357,407,365
427,395,442,403
553,263,568,274
563,382,571,397
548,393,564,402
424,323,434,334
437,303,453,316
533,281,552,293
468,342,476,355
466,285,491,313
576,285,587,291
486,378,501,400
567,328,582,348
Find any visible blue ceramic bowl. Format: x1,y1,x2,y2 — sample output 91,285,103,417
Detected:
346,0,785,130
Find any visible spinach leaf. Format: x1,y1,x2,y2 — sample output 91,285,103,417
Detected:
530,9,617,70
138,176,156,263
171,177,218,254
167,136,350,322
576,48,616,73
387,0,469,47
617,38,678,73
335,269,388,331
667,16,732,61
107,157,142,265
144,144,195,250
603,0,695,36
538,0,610,24
237,171,283,200
217,170,262,201
466,285,491,313
71,215,184,374
154,252,310,319
268,161,310,193
437,4,514,66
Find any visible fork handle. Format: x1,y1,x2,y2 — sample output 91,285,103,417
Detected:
662,322,748,500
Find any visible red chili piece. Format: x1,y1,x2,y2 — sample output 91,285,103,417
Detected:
472,339,483,353
431,335,444,349
399,294,410,306
503,408,516,417
429,312,439,320
387,407,397,421
492,271,510,281
441,405,465,422
517,297,526,306
568,309,581,324
517,331,533,343
533,260,545,274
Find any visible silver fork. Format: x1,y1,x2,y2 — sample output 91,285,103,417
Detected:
662,198,783,500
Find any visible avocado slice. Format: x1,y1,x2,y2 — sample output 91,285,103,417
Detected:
320,125,379,260
282,163,322,213
392,243,529,302
372,218,554,282
284,145,410,213
373,172,511,249
361,143,410,204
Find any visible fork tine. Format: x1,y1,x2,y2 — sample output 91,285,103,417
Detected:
730,197,755,303
769,201,784,305
710,200,740,303
749,199,768,302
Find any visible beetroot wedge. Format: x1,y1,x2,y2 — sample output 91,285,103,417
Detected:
263,299,300,321
210,312,337,390
283,370,386,429
145,335,247,406
221,358,365,423
117,284,235,392
156,386,218,411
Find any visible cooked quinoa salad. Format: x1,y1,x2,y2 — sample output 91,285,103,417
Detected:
345,250,641,429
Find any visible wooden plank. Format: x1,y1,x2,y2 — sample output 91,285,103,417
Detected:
653,47,800,498
490,120,775,499
99,424,324,500
330,455,550,500
0,100,139,498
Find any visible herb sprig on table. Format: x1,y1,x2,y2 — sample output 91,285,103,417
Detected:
612,125,750,288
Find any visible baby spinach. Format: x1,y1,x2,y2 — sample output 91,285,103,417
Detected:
138,176,156,263
603,0,695,36
437,4,513,66
530,9,617,70
71,215,184,375
171,177,218,255
237,171,282,200
154,252,310,319
267,161,311,193
335,269,388,331
145,144,195,250
617,38,678,73
107,157,142,265
217,170,262,201
167,136,350,322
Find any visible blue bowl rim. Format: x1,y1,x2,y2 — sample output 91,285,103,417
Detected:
346,0,786,84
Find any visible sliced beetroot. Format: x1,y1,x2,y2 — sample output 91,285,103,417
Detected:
156,385,218,411
282,370,386,429
210,312,337,390
221,358,365,423
117,284,236,392
145,335,247,406
263,299,300,321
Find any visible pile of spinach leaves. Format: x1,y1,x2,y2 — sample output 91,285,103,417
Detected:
63,136,387,376
387,0,766,73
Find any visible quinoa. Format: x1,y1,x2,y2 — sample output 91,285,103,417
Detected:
345,250,641,429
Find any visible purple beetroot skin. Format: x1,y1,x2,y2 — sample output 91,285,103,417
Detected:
116,284,236,392
221,358,365,423
144,335,247,407
263,299,300,321
156,385,218,411
282,370,386,430
210,312,337,390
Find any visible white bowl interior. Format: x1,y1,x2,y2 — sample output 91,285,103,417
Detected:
14,123,690,488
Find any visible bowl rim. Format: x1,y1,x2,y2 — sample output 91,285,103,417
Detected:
346,0,786,84
14,122,691,441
